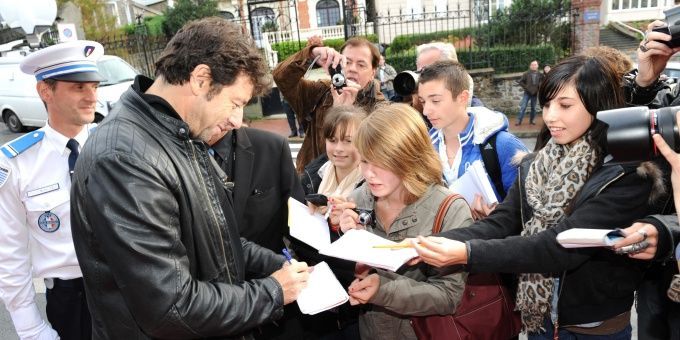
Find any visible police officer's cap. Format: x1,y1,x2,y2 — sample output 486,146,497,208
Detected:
20,40,106,82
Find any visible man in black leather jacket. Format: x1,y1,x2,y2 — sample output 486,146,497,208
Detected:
70,18,309,339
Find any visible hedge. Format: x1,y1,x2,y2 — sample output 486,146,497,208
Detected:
271,34,378,61
389,28,475,54
385,44,558,74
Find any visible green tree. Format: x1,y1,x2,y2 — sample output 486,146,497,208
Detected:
481,0,571,47
162,0,219,36
57,0,117,39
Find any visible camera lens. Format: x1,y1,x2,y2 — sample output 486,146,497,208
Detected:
331,73,346,88
597,106,680,163
394,71,420,96
358,211,372,225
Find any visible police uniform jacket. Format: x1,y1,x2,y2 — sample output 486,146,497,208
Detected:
0,124,91,339
70,76,286,339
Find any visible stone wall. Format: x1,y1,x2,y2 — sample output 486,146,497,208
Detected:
469,68,525,115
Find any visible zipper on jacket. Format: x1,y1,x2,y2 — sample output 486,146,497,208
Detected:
594,172,624,197
188,142,232,283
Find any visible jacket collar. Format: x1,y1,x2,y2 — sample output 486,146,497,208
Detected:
356,183,441,234
123,75,192,141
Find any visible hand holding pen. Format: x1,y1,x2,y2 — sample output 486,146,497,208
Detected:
270,248,310,304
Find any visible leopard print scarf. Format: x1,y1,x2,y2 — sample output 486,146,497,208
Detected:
515,136,598,333
669,274,680,303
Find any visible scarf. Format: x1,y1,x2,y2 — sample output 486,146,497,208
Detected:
515,136,598,333
317,161,364,198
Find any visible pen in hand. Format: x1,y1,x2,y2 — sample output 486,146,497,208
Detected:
282,247,293,264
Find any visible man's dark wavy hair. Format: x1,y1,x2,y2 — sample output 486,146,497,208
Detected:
154,17,272,98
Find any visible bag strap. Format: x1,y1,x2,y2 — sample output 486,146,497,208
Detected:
479,133,506,200
432,194,464,234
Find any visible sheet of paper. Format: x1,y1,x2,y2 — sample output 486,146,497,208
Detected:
556,228,623,248
319,229,418,272
297,261,349,315
448,160,498,205
470,161,499,205
288,197,331,250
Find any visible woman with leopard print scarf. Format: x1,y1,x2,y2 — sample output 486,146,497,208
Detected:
409,54,670,339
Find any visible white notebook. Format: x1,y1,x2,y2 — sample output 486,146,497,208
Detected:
288,199,418,272
319,229,418,272
288,198,332,250
556,228,624,248
297,261,349,315
449,160,498,206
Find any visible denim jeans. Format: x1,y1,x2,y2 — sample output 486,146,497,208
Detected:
518,92,538,124
527,317,632,340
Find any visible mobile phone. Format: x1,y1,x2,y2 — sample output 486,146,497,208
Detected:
305,193,328,206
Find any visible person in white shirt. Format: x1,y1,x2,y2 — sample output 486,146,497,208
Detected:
0,40,106,340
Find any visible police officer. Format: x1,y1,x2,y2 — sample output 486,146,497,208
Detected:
0,40,106,340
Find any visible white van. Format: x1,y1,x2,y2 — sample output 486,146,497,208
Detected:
0,55,138,132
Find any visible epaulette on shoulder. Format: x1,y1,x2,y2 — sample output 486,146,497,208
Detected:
1,131,45,159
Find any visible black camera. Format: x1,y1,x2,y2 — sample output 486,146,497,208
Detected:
651,7,680,48
393,70,421,96
305,193,328,206
597,106,680,163
328,64,346,90
352,208,374,226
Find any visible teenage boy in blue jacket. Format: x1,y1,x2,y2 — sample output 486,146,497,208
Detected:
418,60,527,219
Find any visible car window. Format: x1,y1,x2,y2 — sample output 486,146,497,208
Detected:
98,58,138,86
663,68,680,80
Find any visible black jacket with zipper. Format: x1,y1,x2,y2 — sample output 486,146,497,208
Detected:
71,76,286,339
439,153,671,326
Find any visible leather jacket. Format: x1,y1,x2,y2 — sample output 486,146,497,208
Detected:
71,76,285,339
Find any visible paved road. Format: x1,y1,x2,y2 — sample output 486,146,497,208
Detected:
0,123,639,339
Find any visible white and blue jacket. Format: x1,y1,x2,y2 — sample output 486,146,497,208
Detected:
429,107,527,202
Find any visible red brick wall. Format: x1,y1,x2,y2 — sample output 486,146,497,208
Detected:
572,0,603,54
298,0,311,29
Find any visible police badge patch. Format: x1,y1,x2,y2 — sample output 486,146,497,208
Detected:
38,211,60,232
0,165,9,188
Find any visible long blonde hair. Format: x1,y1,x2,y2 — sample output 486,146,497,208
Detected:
355,104,443,204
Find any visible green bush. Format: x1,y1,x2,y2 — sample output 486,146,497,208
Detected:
271,34,378,61
385,44,557,74
390,28,475,53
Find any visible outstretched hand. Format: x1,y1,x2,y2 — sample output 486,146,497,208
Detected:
412,236,468,268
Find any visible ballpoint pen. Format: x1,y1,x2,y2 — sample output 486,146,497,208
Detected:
282,247,293,264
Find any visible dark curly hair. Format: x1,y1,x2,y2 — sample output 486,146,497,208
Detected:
154,17,272,98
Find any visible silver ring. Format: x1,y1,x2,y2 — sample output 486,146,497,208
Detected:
637,229,648,241
616,240,650,254
640,42,650,53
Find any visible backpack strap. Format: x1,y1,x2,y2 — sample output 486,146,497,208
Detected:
432,194,464,234
479,133,506,200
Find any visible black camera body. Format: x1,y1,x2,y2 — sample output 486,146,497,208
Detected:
328,64,346,90
353,208,374,226
393,70,421,97
305,193,328,206
652,7,680,48
597,106,680,163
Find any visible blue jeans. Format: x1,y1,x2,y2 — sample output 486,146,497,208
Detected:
527,317,632,340
518,92,537,124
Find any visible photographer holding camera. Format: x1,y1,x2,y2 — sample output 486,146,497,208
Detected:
273,36,385,173
617,15,680,339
